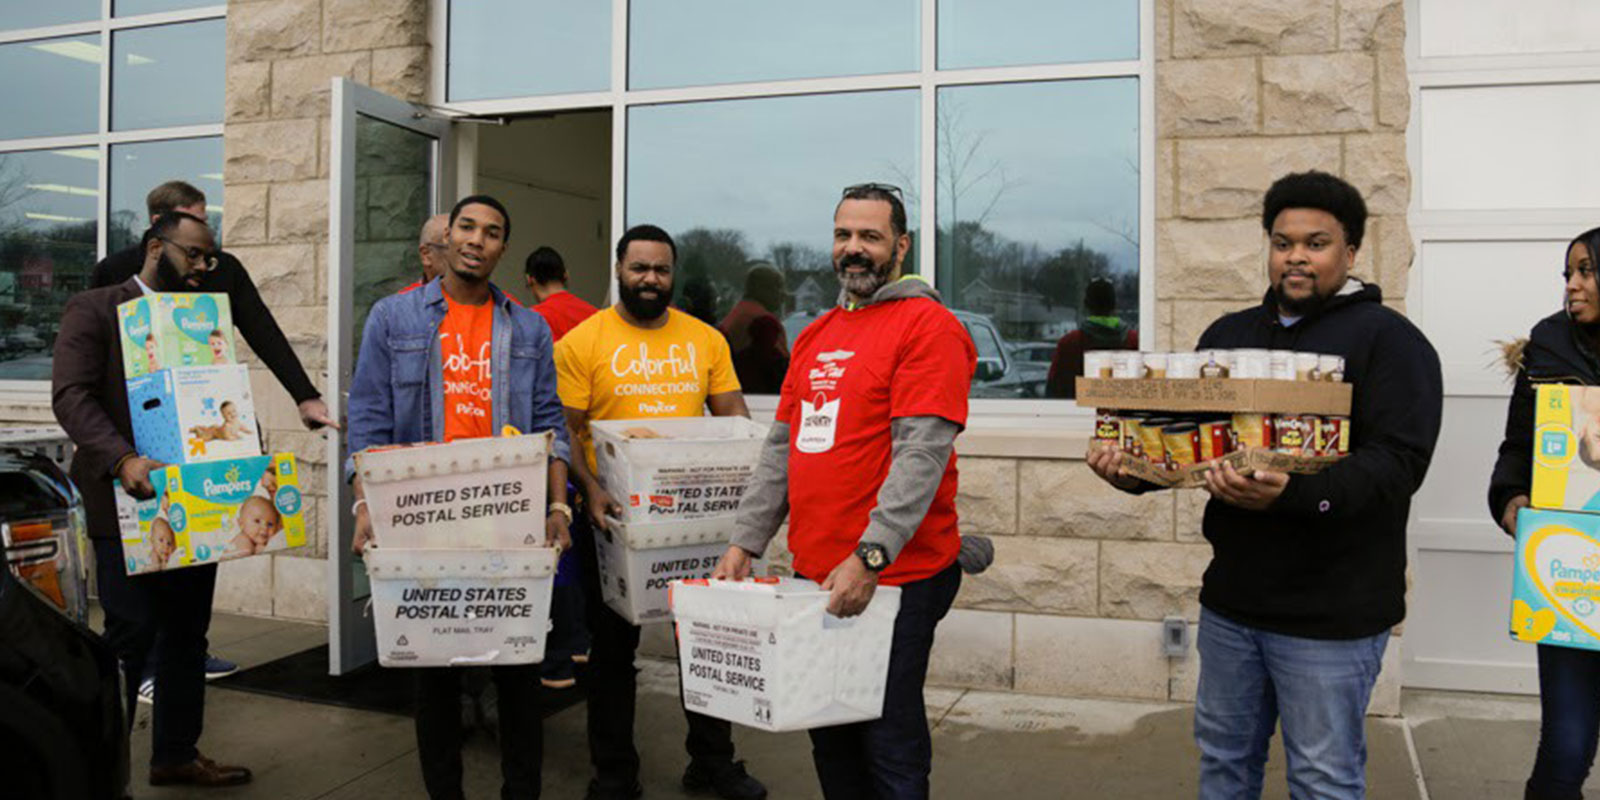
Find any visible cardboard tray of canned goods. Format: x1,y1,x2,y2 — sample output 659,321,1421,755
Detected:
1074,377,1351,416
1087,440,1343,489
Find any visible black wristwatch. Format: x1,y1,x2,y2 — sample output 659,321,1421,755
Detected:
855,542,890,573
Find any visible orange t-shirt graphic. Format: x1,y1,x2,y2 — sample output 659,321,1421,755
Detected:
439,296,495,442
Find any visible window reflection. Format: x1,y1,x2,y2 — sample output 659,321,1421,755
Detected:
115,0,217,16
629,0,918,90
0,2,98,33
109,137,223,253
0,36,100,140
627,91,919,393
936,79,1140,399
938,0,1138,69
112,20,225,131
0,149,99,380
448,0,609,100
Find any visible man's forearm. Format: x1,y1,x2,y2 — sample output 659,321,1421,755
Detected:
730,422,791,556
859,416,959,561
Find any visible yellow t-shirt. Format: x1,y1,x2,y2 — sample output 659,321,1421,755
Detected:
555,307,741,471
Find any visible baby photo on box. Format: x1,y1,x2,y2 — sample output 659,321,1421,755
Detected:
118,292,236,379
126,364,260,464
117,454,305,575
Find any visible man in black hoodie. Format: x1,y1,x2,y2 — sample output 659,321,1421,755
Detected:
1089,171,1442,799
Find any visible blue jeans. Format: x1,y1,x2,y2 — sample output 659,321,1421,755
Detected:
806,563,961,800
1195,607,1389,800
1527,643,1600,800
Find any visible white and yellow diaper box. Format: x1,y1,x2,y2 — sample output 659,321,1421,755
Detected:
1530,385,1600,514
1512,507,1600,651
117,292,237,379
115,453,305,575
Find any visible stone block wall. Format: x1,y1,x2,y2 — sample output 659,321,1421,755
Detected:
213,0,430,622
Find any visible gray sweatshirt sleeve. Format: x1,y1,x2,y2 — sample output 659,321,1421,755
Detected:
730,421,791,556
861,415,960,562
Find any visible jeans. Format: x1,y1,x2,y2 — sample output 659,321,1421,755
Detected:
91,537,216,768
1195,607,1388,800
1526,643,1600,800
415,665,545,800
573,514,735,790
806,563,961,800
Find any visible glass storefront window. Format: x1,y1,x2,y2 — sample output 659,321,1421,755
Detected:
108,137,223,253
115,0,219,16
936,78,1140,399
629,0,918,90
0,3,99,33
0,36,101,140
448,0,609,100
938,0,1139,70
111,20,225,131
627,90,919,393
0,148,100,380
352,114,434,357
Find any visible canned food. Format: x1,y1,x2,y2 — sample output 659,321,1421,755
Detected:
1169,352,1203,379
1112,351,1145,379
1268,350,1297,381
1318,354,1345,383
1142,352,1170,379
1319,415,1350,455
1120,412,1149,455
1273,414,1313,455
1198,418,1234,460
1140,417,1175,465
1232,349,1271,379
1294,352,1321,381
1232,413,1274,449
1163,422,1201,468
1084,351,1116,379
1093,410,1124,445
1199,350,1230,378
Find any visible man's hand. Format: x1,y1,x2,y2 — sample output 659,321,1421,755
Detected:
1202,460,1289,511
713,545,755,581
117,455,166,500
822,553,880,618
1086,446,1142,491
352,502,374,556
298,398,340,431
586,486,622,531
546,511,572,552
1501,494,1531,537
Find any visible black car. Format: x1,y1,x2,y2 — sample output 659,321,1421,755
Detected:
0,445,130,800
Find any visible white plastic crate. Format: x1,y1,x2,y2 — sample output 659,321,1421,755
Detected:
365,547,558,667
670,577,901,732
595,514,742,625
590,417,765,525
354,432,552,549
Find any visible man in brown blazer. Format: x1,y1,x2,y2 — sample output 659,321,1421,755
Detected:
52,211,251,788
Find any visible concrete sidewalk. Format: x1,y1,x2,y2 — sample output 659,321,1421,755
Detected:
121,612,1589,799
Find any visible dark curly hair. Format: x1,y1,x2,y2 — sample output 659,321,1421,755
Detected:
1261,170,1367,250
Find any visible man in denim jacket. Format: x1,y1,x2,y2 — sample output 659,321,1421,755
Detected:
344,195,572,800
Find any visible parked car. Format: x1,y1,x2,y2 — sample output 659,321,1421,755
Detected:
0,444,130,800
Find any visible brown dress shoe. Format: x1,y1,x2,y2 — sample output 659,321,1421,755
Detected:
149,754,253,787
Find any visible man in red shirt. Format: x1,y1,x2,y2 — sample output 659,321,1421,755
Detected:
527,245,599,341
398,214,449,294
715,182,974,799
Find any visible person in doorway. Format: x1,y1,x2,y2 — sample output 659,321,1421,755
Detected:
1489,226,1600,800
399,213,451,292
715,182,975,799
556,224,767,800
718,261,790,395
1087,171,1442,799
54,210,253,788
1045,277,1138,398
346,195,573,800
525,243,599,690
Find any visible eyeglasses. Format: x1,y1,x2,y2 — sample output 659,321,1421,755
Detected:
158,237,219,272
841,182,904,200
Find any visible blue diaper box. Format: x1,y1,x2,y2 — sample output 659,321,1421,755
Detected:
127,364,261,465
1512,507,1600,652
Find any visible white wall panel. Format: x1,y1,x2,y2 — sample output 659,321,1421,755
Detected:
1417,239,1569,394
1420,83,1600,211
1420,0,1600,58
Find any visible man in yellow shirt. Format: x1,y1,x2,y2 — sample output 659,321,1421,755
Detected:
556,224,766,800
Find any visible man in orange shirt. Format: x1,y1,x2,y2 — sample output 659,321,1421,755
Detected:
527,245,599,341
557,225,766,800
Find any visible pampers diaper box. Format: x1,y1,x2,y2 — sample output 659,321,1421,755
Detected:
118,292,236,379
1530,385,1600,514
1512,508,1600,651
127,364,260,464
115,453,305,575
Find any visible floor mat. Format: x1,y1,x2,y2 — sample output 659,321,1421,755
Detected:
210,646,588,720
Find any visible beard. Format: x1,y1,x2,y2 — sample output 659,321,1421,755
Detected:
619,279,673,321
835,251,894,300
155,251,195,292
